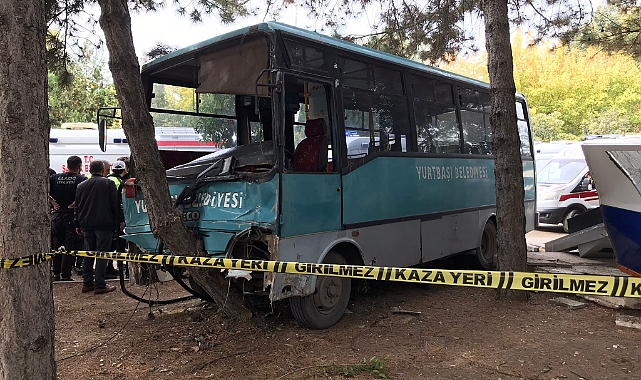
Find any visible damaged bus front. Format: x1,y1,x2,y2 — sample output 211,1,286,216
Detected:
122,23,351,329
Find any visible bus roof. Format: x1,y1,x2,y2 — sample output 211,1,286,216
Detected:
143,22,520,97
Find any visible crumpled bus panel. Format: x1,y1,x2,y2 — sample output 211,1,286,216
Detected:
122,176,279,256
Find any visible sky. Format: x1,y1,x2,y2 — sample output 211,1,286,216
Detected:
126,3,380,60
78,1,509,76
86,2,608,67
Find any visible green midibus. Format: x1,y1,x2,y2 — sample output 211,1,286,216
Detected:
121,22,536,329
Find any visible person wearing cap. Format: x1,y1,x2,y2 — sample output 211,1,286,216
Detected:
106,160,129,276
108,160,127,190
116,156,131,180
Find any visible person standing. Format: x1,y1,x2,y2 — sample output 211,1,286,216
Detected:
50,156,86,281
106,160,128,276
101,159,111,177
74,160,122,294
116,156,131,180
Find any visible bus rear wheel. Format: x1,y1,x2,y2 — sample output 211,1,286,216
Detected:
289,251,351,329
477,221,497,270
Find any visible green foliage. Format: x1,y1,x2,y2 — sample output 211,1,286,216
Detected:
575,4,641,60
580,108,636,137
530,112,568,142
319,356,391,379
45,0,92,75
514,38,641,139
296,1,595,63
440,31,641,141
47,48,117,128
150,85,237,146
359,1,477,62
195,93,237,144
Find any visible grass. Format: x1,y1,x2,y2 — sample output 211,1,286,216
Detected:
320,356,391,379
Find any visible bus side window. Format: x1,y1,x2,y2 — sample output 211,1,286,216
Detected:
342,90,409,156
339,58,410,158
414,100,460,153
412,75,460,154
460,88,492,155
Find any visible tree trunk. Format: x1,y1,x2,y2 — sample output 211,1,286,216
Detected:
96,0,249,318
0,0,57,378
482,0,529,301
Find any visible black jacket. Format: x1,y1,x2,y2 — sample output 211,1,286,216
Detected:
50,172,86,214
74,175,123,230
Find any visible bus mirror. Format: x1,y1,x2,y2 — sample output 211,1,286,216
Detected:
99,119,107,152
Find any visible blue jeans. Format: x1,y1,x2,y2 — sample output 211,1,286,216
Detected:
82,229,113,289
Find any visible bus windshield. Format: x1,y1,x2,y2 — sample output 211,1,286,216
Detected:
537,159,585,184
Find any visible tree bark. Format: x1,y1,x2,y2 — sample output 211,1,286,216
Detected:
0,0,57,378
96,0,249,318
482,0,529,301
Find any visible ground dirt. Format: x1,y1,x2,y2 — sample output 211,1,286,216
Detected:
54,269,641,380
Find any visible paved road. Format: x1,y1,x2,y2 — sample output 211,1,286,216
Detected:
526,225,566,249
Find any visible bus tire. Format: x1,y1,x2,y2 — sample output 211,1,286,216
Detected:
562,208,583,233
289,251,351,329
477,221,497,270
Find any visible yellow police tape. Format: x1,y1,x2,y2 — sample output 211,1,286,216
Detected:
2,249,641,298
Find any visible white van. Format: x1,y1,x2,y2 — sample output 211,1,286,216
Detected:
536,143,597,232
533,140,575,173
49,123,218,175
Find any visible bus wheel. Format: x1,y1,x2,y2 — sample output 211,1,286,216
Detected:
289,251,351,329
477,221,497,270
562,208,583,233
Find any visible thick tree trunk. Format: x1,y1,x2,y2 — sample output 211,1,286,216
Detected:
482,0,529,301
0,0,57,378
96,0,249,318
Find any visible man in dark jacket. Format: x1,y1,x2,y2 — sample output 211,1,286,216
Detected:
75,160,123,294
50,156,86,281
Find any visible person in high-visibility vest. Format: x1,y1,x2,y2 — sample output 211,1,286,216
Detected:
108,160,126,191
106,160,128,277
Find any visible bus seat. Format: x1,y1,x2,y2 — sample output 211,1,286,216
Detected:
291,118,328,172
327,161,334,172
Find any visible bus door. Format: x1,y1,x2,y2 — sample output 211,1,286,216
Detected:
278,76,342,237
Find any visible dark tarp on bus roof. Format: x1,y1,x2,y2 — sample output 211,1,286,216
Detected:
197,37,270,96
